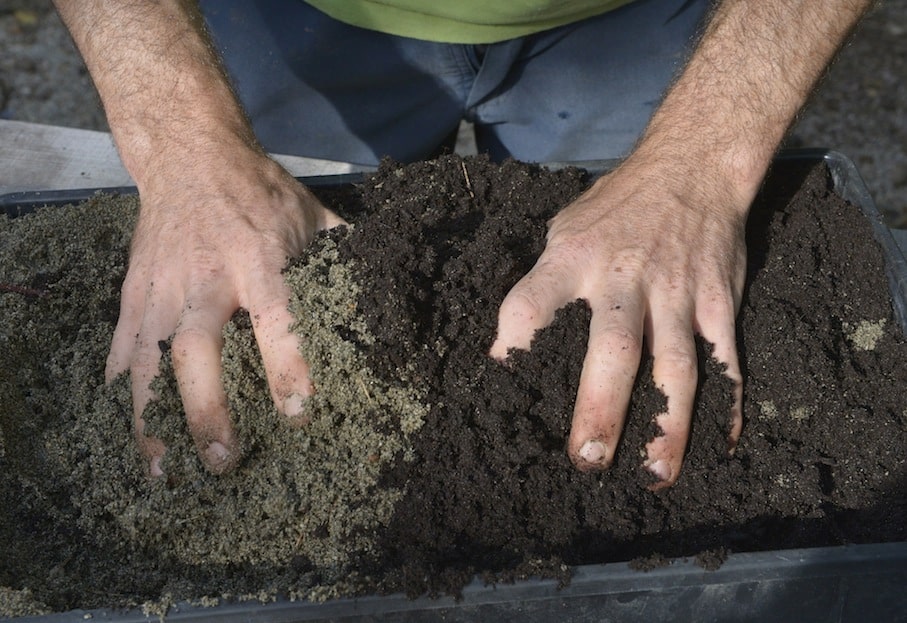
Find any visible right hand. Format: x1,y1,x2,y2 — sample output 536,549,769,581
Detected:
491,154,747,488
106,151,345,477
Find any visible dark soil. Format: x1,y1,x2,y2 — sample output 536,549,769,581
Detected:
1,154,905,616
320,155,907,597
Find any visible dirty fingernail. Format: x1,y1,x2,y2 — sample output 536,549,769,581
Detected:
579,440,607,465
647,459,672,482
204,441,231,466
150,456,164,478
283,393,306,418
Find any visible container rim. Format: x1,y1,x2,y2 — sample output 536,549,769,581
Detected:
15,542,907,622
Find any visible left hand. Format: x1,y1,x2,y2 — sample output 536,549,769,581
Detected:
490,156,746,488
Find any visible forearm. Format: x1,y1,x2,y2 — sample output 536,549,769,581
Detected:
52,0,258,190
633,0,872,210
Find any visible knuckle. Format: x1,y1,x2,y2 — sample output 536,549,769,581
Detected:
171,325,205,349
697,283,739,318
186,259,226,288
170,326,217,366
598,326,642,357
725,365,744,386
543,237,600,275
657,347,698,380
499,288,547,325
119,270,148,302
129,344,162,374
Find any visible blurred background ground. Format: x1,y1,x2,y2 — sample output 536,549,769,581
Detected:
1,0,905,226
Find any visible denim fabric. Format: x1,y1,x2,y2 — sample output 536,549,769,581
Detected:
200,0,710,165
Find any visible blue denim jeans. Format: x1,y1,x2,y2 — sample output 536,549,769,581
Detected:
200,0,710,165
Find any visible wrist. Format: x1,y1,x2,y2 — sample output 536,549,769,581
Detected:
125,125,268,194
53,0,260,190
112,103,262,187
626,127,771,218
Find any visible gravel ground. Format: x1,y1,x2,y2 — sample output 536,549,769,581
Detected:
0,1,107,132
1,0,905,225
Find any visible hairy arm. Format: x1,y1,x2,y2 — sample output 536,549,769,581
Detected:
54,0,343,475
53,0,254,186
493,0,872,486
638,0,872,209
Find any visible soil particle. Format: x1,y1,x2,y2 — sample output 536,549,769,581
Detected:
694,547,730,571
628,553,671,573
0,154,905,617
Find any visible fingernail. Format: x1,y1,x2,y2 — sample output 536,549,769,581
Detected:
204,441,231,466
283,393,306,418
150,456,164,478
489,340,508,361
579,440,607,465
647,459,672,482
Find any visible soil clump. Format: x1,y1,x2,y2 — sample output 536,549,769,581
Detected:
0,154,905,616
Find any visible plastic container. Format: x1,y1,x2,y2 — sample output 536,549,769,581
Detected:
4,150,907,622
815,151,907,333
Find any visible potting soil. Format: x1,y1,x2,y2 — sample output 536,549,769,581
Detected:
0,155,905,617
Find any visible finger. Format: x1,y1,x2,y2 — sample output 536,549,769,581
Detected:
318,206,347,230
695,289,744,453
245,273,314,424
490,257,579,360
644,295,698,489
171,289,240,474
106,269,147,382
128,280,183,476
289,204,348,255
296,184,347,233
567,291,645,471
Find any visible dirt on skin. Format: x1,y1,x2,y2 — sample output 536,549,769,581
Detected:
0,154,905,617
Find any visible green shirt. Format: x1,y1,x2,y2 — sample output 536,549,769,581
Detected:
303,0,636,44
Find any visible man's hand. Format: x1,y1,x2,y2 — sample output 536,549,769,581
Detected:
491,156,746,487
52,0,346,475
106,154,343,476
493,0,871,486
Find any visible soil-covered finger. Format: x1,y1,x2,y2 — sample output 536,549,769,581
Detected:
105,271,149,381
694,309,744,450
491,259,579,359
171,309,239,474
567,296,646,470
245,284,314,422
644,295,699,486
